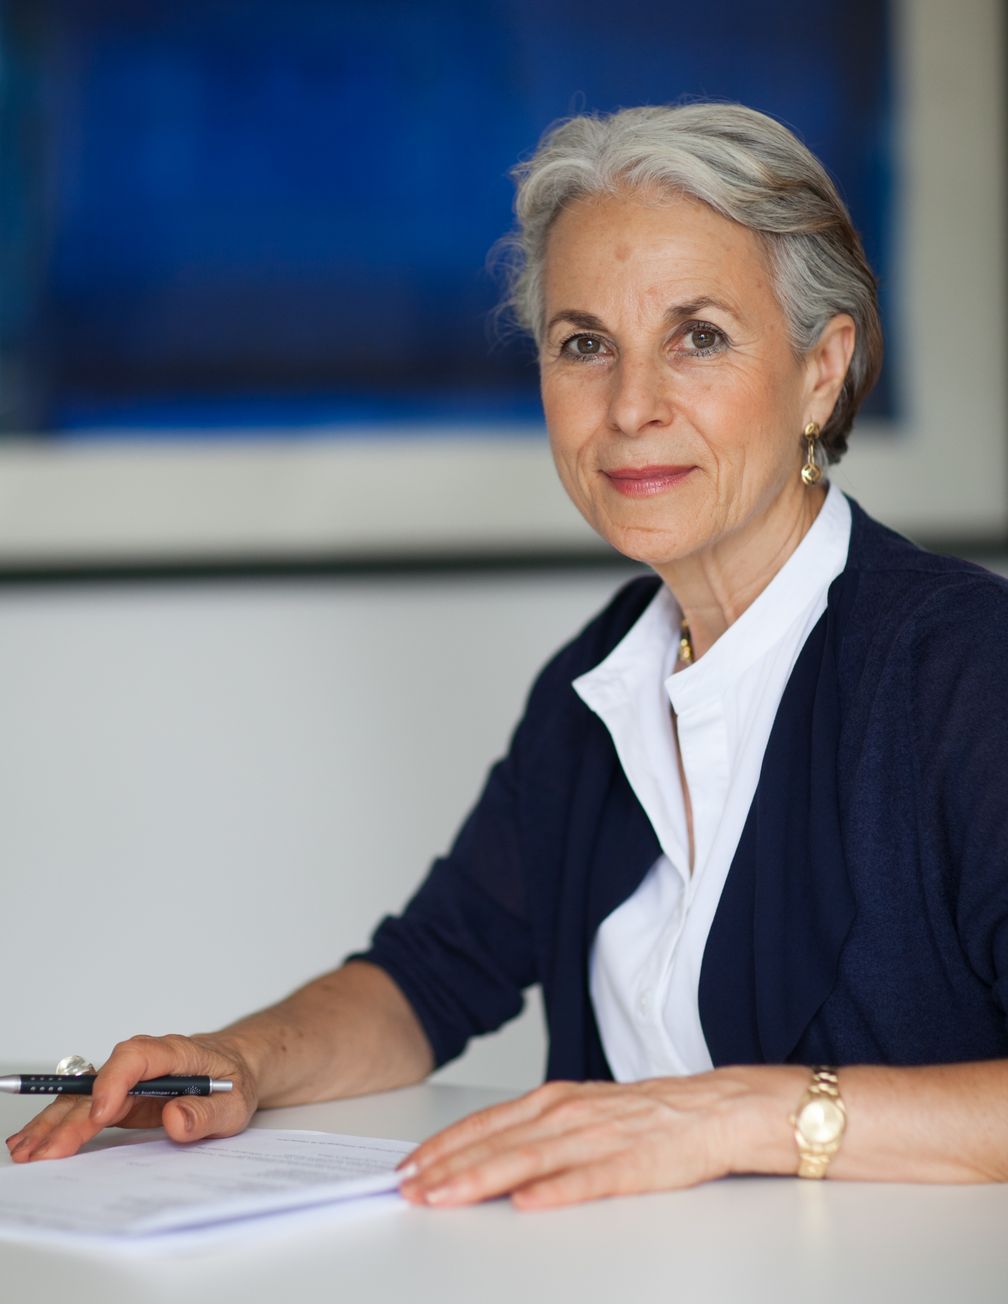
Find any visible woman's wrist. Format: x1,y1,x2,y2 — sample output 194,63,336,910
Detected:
710,1064,811,1177
198,1025,273,1106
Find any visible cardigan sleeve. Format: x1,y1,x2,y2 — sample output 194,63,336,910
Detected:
345,618,589,1068
910,573,1008,1023
352,739,537,1069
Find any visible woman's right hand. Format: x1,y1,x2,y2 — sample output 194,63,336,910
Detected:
4,1032,259,1163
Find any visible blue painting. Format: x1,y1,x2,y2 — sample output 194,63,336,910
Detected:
0,0,893,438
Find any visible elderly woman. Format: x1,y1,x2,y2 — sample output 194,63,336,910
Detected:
8,103,1008,1202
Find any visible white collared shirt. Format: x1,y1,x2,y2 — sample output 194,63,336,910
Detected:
573,484,852,1081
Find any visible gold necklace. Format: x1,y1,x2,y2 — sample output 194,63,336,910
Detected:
678,619,695,666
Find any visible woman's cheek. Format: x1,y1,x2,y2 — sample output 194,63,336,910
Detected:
548,438,592,519
544,393,595,497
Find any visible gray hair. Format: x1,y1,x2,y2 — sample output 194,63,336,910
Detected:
499,103,883,461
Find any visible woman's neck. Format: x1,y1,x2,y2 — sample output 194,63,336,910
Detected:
660,484,827,663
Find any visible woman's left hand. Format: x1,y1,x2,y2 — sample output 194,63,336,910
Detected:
399,1067,803,1210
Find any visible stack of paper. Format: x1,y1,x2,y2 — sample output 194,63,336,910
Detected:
0,1129,414,1243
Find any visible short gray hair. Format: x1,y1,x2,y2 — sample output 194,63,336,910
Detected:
499,103,883,461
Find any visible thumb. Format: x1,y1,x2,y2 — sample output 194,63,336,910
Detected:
161,1092,252,1144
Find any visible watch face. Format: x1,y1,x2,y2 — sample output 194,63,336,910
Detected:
798,1098,845,1144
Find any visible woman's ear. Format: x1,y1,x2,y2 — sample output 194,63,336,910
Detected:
805,314,856,423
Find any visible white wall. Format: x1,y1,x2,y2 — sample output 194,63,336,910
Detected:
0,568,635,1088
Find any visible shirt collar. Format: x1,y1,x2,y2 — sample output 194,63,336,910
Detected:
572,581,681,716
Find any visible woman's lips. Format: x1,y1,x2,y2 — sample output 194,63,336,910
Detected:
603,465,695,498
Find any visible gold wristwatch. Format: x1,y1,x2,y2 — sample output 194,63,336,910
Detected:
790,1066,847,1178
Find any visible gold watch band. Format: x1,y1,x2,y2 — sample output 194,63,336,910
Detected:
797,1146,834,1179
791,1066,846,1180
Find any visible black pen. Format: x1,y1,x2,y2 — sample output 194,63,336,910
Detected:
0,1074,233,1097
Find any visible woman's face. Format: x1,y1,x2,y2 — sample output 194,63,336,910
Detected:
539,191,838,570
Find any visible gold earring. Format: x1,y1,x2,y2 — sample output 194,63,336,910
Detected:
801,421,822,485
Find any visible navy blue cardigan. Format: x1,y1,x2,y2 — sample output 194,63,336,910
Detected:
359,500,1008,1078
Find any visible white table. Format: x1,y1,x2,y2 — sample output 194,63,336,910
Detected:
2,1083,1006,1304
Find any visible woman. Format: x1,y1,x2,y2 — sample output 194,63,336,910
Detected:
8,103,1008,1203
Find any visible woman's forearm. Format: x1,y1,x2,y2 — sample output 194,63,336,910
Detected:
214,960,435,1108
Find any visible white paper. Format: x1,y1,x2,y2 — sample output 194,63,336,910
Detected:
0,1129,414,1241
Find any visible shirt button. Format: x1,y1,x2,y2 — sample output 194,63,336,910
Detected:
637,990,651,1016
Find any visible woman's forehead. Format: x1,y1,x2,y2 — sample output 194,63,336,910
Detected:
543,191,773,321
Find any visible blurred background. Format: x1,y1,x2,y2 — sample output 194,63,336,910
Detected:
2,0,896,440
0,0,1005,1087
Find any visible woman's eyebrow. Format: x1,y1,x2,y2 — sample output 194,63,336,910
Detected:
545,310,606,334
662,297,741,324
546,298,742,336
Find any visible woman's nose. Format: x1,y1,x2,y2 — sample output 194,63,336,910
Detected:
605,354,674,436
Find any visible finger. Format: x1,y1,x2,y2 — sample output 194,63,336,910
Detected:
511,1159,636,1210
403,1119,624,1208
7,1093,148,1163
6,1085,173,1163
159,1091,254,1145
6,1096,84,1161
405,1084,616,1189
406,1082,573,1173
407,1114,582,1191
89,1034,218,1125
90,1033,255,1146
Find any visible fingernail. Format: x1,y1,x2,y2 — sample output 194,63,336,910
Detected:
90,1100,107,1124
177,1106,196,1133
32,1142,50,1159
397,1162,419,1181
424,1185,451,1205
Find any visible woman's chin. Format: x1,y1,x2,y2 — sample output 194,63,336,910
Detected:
594,521,705,571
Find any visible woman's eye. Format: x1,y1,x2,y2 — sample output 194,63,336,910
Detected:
679,325,726,355
562,334,607,359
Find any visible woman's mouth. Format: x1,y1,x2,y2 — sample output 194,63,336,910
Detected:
602,465,695,497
